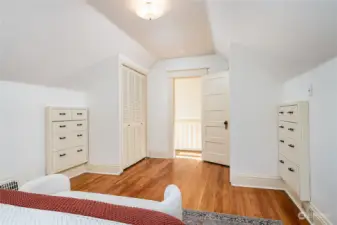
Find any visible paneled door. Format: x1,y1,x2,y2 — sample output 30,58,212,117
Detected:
122,65,147,169
202,72,230,166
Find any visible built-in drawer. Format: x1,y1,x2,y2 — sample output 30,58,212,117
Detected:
52,121,72,133
284,159,300,195
73,146,88,165
279,105,298,122
72,131,87,147
52,147,87,173
53,148,74,172
278,154,287,181
71,110,87,120
51,109,72,121
70,121,87,131
279,138,299,165
286,122,299,139
53,133,72,150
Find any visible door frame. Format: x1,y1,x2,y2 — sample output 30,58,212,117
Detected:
118,54,149,172
167,68,209,158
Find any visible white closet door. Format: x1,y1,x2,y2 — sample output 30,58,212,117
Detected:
140,76,146,158
123,68,132,123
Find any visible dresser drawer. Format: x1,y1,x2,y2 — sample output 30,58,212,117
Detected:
72,131,87,147
286,122,299,139
52,121,72,133
284,159,300,195
278,154,287,181
72,110,87,120
51,109,72,121
279,138,299,165
53,133,72,150
70,121,87,131
279,105,298,122
73,146,88,165
53,149,74,172
278,121,288,137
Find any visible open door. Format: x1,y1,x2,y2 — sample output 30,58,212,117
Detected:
202,72,230,166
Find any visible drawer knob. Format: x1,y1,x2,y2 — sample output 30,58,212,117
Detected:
288,144,295,148
77,134,83,137
279,160,284,164
59,125,66,128
288,128,295,132
287,111,294,114
59,113,66,116
279,125,284,129
288,168,295,172
59,137,66,140
77,149,83,153
279,112,284,115
77,124,83,127
280,140,285,143
77,113,83,115
59,154,66,157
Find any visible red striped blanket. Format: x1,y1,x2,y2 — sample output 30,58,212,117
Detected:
0,189,184,225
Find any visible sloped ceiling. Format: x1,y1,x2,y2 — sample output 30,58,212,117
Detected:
87,0,214,59
206,0,337,76
0,0,155,87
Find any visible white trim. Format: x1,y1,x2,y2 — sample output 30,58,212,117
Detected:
309,203,333,225
168,69,208,159
118,54,149,170
60,164,87,179
149,151,173,159
231,174,332,225
231,174,285,190
86,164,122,175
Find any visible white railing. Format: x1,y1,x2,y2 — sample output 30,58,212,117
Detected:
174,118,202,151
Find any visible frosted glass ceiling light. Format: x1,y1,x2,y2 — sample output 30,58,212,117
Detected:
136,0,165,20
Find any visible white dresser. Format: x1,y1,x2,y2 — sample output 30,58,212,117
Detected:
278,102,310,201
45,107,89,174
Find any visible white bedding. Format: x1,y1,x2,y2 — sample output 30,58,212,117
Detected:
0,203,127,225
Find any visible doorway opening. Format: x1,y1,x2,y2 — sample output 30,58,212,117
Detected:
174,77,202,160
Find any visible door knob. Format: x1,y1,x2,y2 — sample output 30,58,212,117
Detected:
224,121,228,129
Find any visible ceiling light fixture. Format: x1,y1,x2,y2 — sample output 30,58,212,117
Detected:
136,0,165,20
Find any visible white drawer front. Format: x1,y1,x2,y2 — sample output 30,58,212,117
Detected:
72,110,87,120
278,154,287,181
279,138,299,165
53,133,72,150
279,105,298,122
70,121,87,131
52,121,71,133
53,149,74,172
284,159,300,195
73,146,88,165
285,122,299,139
72,131,87,147
51,109,71,121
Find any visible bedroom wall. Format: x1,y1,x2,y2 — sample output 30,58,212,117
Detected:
147,54,228,157
0,81,86,184
281,56,337,224
229,44,283,180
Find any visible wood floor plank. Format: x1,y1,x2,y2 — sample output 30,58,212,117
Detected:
71,158,309,225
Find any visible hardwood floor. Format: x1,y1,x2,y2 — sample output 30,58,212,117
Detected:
71,158,309,225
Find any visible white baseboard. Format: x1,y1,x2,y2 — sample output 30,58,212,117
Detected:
231,174,332,225
231,174,285,190
61,164,87,178
149,151,173,159
86,164,122,175
307,203,332,225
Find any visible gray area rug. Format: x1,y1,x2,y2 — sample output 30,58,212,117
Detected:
183,210,282,225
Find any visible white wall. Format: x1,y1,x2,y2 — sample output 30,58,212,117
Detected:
282,56,337,224
148,54,228,156
0,0,155,90
174,77,201,120
229,44,283,180
0,81,86,184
